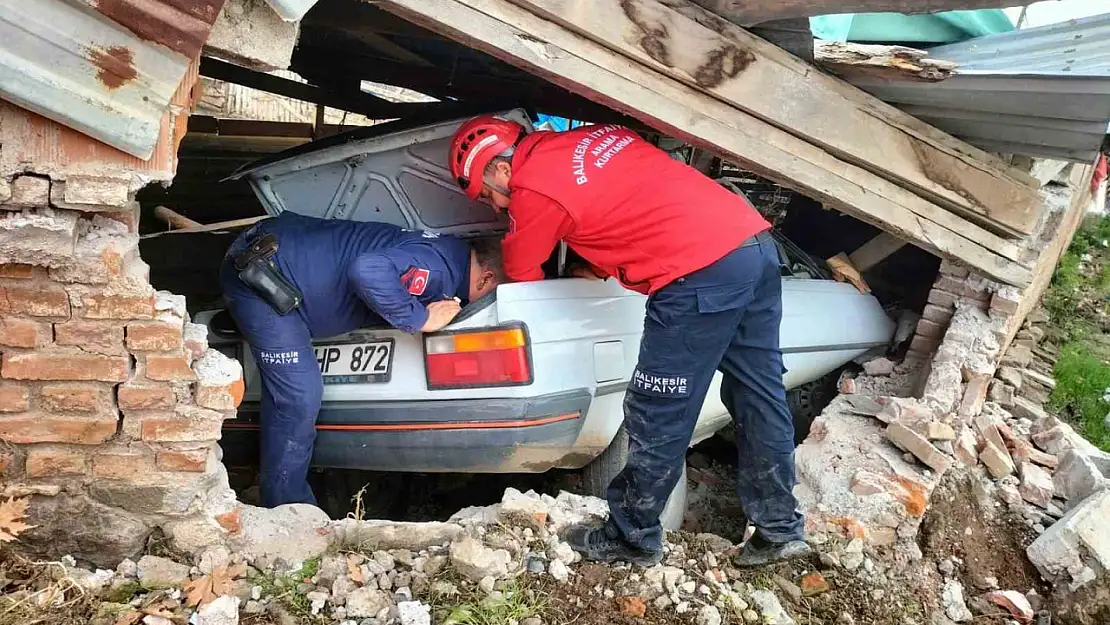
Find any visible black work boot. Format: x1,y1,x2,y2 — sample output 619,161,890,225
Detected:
732,534,812,568
564,523,663,567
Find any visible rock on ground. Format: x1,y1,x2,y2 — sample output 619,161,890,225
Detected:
449,535,512,581
697,604,723,625
330,520,463,551
346,587,394,619
227,504,331,570
195,595,240,625
942,580,973,622
1054,449,1108,508
1027,489,1110,589
137,555,191,590
750,589,795,625
398,600,432,625
15,494,150,569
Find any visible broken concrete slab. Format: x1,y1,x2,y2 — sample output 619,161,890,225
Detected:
1027,489,1110,590
205,0,300,70
1054,449,1108,509
331,520,464,552
227,504,331,570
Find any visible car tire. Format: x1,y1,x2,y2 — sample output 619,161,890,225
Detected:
581,424,688,532
787,373,839,445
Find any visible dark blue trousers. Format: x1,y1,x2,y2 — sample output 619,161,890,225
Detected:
606,232,804,552
220,236,322,508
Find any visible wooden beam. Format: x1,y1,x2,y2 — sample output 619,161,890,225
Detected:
849,232,908,272
688,0,1016,26
505,0,1041,237
198,57,446,119
375,0,1031,286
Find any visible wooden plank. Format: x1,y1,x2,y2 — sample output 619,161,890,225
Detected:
814,41,958,82
849,232,908,272
375,0,1032,286
506,0,1042,236
688,0,1016,27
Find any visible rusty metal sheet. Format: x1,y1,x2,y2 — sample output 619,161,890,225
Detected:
0,0,220,160
84,0,225,59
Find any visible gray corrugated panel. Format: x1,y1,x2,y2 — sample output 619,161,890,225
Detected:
849,72,1110,162
928,13,1110,74
0,0,204,159
837,15,1110,163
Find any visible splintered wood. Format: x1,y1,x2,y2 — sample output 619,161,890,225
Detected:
814,41,959,82
828,253,871,294
376,0,1038,286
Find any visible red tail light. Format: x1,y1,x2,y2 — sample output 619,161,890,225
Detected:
424,324,533,389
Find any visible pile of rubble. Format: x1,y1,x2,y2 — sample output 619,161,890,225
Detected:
4,487,852,625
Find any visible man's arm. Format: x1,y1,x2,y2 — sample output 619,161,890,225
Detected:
348,251,435,334
502,189,574,282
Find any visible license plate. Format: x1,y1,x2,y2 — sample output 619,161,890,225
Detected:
314,340,394,384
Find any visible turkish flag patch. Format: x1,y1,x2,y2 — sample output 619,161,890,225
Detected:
401,267,430,295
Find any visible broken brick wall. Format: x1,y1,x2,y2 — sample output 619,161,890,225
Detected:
905,162,1097,370
0,64,246,567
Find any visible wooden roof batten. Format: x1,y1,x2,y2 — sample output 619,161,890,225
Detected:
373,0,1038,286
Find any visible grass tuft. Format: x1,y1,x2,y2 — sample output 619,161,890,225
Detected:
1045,213,1110,452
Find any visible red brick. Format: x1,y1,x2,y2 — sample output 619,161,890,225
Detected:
962,283,992,302
0,383,28,413
92,450,156,479
921,304,954,324
0,447,14,476
26,446,88,477
0,316,50,348
933,275,966,294
196,379,245,411
54,320,125,354
101,205,140,233
144,353,196,382
139,407,223,442
958,376,991,418
909,335,941,356
127,322,183,352
0,264,35,279
78,293,154,320
39,383,111,414
0,286,70,317
916,318,947,340
926,288,959,308
156,448,208,472
0,414,116,444
2,352,128,382
938,259,969,279
990,292,1020,316
118,383,175,411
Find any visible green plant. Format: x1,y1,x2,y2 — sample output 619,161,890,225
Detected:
1050,343,1110,452
436,580,547,625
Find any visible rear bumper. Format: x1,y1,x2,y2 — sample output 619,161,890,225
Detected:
221,389,593,473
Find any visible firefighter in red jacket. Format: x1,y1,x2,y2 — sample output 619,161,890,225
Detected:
449,116,810,568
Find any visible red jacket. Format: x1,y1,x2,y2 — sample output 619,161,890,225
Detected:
502,125,771,294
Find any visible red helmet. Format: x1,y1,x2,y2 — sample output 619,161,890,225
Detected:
449,115,525,200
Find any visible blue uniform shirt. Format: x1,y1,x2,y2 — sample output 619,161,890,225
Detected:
249,212,470,336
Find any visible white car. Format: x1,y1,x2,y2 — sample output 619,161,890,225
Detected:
203,110,895,527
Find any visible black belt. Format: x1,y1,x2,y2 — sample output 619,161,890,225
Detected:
234,233,303,315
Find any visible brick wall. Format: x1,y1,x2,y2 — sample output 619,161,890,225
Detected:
0,177,243,478
0,75,247,565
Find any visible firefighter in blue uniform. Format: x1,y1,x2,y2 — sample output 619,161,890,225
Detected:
219,211,505,508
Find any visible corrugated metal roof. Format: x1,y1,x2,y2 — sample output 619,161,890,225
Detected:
0,0,222,160
839,13,1110,163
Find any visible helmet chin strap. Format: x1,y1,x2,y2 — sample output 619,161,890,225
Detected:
484,179,512,197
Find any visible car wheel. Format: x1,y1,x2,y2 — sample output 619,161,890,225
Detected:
581,425,688,531
787,373,839,445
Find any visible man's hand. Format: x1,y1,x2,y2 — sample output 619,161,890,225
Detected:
569,265,602,280
421,299,462,332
